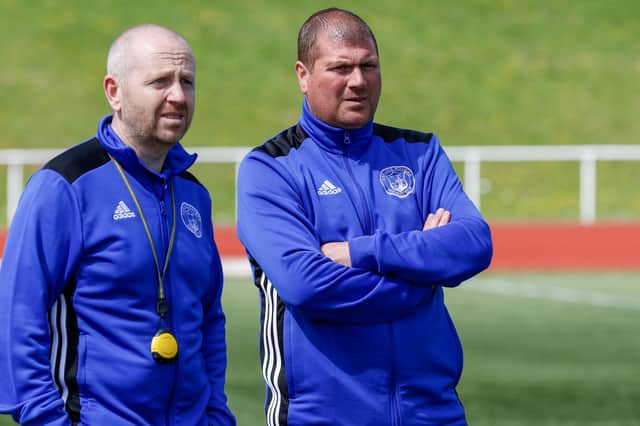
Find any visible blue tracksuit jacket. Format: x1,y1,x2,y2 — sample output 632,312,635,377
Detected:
0,115,235,425
237,100,493,425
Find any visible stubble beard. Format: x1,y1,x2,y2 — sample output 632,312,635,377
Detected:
121,111,187,149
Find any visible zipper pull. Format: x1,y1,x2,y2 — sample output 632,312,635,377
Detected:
344,132,351,145
159,181,168,211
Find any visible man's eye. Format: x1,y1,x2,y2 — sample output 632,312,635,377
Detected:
151,78,169,86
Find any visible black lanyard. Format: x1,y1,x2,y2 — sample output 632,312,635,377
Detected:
109,154,176,319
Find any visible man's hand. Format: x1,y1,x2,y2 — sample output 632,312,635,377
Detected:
321,241,351,267
423,208,450,230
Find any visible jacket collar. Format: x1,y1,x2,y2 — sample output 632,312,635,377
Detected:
96,114,196,182
298,98,373,154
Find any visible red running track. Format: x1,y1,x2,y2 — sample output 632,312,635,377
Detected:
1,223,639,271
487,223,640,270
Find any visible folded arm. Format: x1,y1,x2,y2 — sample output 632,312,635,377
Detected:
237,153,433,324
322,208,451,266
341,139,493,287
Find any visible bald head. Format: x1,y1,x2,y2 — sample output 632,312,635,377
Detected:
298,8,378,70
107,24,193,82
103,24,196,171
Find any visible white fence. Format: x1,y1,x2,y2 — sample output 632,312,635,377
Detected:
3,145,640,226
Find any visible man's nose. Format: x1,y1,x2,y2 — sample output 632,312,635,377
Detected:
347,67,366,88
167,81,187,103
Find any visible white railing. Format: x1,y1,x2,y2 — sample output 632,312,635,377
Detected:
3,145,640,226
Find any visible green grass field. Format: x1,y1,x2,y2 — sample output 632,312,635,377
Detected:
2,0,640,225
2,272,639,425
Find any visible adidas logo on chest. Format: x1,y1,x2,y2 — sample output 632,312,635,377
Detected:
317,179,342,196
113,201,136,220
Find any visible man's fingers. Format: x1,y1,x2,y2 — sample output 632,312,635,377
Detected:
321,241,352,267
423,213,436,230
423,208,451,231
438,210,451,227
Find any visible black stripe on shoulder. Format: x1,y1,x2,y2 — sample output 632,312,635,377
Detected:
44,138,110,183
373,123,433,144
254,124,308,158
178,170,205,188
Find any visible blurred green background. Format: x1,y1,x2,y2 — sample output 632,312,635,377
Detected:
1,0,639,226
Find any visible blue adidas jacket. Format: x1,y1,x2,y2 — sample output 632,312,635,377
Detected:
237,100,493,425
0,115,235,425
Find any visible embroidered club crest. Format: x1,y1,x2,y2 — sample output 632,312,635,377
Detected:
180,202,203,238
380,166,415,198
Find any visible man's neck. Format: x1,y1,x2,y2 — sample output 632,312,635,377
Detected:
111,121,169,173
131,145,168,173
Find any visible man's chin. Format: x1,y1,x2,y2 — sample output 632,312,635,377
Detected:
338,112,372,129
156,127,188,145
154,134,182,146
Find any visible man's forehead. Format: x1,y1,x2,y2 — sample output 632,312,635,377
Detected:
149,51,195,67
129,42,194,71
315,39,378,62
319,27,373,47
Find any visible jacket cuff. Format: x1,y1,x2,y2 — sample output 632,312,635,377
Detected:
349,233,380,273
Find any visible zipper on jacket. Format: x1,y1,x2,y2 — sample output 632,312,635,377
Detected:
159,182,169,255
158,180,179,425
342,131,374,234
158,181,170,293
389,324,402,426
166,362,179,426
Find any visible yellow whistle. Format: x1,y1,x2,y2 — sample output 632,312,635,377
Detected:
151,328,179,363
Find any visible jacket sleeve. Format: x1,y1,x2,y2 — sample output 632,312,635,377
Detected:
203,230,236,425
348,135,493,287
0,171,81,425
236,152,433,324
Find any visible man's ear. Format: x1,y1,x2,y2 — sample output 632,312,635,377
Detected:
103,75,121,112
295,61,310,94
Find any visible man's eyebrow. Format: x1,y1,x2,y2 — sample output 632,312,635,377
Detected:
326,57,378,66
325,60,351,67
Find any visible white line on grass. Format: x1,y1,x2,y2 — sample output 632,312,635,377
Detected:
222,257,252,278
6,256,639,311
465,279,640,311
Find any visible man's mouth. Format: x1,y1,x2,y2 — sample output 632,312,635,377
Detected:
345,97,366,102
160,112,185,122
